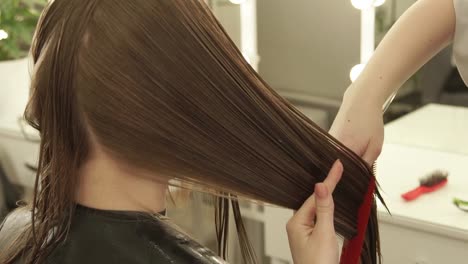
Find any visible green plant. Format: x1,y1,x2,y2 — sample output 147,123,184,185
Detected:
0,0,46,61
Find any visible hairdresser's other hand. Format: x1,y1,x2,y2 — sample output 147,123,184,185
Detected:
329,85,384,165
286,160,343,264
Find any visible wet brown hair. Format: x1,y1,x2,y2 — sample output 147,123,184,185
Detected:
0,0,383,263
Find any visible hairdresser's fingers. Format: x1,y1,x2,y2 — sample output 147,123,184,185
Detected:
288,160,343,228
361,136,383,165
322,160,343,193
288,194,316,230
313,183,335,231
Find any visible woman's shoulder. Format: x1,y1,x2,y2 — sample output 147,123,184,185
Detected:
46,208,164,263
1,206,226,264
0,207,167,264
50,206,226,264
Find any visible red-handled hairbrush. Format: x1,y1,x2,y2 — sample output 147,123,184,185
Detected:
401,170,448,201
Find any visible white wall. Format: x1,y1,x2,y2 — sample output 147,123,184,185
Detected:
0,58,30,126
212,2,242,47
213,1,361,100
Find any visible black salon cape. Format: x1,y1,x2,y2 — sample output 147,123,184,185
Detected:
0,205,225,264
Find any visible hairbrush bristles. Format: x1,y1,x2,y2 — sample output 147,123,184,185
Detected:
419,170,448,187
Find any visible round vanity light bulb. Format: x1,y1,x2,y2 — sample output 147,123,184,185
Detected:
229,0,246,4
0,29,9,41
351,0,374,10
350,64,365,82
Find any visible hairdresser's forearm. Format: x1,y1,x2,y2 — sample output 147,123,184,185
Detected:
346,0,456,106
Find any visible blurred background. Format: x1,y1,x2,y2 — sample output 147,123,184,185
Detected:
1,0,467,263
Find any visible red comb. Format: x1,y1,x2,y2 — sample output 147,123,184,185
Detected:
339,176,376,264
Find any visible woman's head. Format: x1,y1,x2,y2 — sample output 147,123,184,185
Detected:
2,0,381,263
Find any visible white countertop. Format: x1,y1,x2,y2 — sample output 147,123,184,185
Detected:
376,143,468,239
385,104,468,155
378,104,468,240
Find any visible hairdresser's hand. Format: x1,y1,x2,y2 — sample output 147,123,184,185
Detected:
329,85,384,165
286,160,343,264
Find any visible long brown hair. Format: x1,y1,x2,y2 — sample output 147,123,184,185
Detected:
0,0,383,263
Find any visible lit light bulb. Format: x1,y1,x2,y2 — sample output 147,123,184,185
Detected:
229,0,246,4
374,0,385,7
351,0,373,9
350,64,365,82
0,29,8,41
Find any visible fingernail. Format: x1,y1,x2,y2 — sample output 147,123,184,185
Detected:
315,183,328,198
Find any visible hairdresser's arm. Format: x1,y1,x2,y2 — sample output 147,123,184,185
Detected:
286,160,343,264
330,0,456,164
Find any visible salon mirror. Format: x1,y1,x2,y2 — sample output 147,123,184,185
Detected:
210,0,361,130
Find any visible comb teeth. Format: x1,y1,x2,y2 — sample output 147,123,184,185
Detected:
419,170,448,187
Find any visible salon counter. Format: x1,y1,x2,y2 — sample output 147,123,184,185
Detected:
376,104,468,263
385,103,468,155
376,143,468,263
